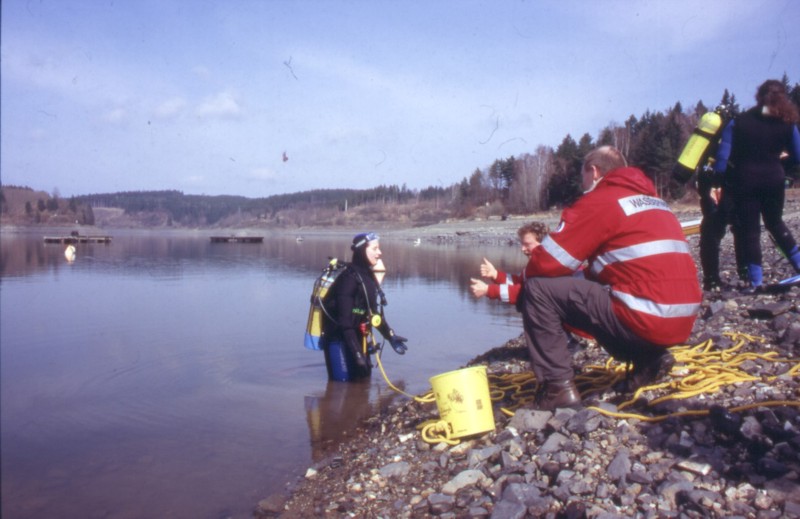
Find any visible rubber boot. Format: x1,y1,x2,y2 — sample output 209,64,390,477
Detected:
742,264,764,294
788,246,800,273
626,350,675,393
532,379,582,411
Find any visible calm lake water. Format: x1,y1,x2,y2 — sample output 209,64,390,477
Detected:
0,228,526,518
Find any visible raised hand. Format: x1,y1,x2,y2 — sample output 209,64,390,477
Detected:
480,257,497,280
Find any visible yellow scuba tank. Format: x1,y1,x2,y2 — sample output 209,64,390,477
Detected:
304,258,346,351
673,110,724,183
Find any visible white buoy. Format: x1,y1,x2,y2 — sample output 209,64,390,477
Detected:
64,245,76,262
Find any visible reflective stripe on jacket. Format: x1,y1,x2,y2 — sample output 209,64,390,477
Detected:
487,270,523,303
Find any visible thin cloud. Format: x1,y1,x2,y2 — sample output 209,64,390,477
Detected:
183,174,205,185
247,167,279,182
154,97,187,119
195,91,242,119
102,107,127,124
192,65,211,79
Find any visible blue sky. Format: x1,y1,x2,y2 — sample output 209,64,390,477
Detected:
2,0,798,198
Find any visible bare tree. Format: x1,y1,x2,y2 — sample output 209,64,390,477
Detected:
508,146,554,213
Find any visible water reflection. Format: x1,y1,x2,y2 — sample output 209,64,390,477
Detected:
304,379,406,462
0,228,527,518
1,229,527,293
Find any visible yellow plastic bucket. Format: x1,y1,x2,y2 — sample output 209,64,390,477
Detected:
429,366,495,439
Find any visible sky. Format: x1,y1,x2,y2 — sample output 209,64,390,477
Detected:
2,0,799,199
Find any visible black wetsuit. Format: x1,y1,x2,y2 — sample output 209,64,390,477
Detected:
697,167,744,287
321,263,391,380
714,107,800,284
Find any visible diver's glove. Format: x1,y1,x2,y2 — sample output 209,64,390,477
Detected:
389,334,408,355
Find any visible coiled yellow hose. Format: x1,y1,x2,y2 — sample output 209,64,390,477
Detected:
377,332,799,444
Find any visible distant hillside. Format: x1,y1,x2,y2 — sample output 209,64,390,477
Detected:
0,184,456,229
69,186,449,229
0,186,95,226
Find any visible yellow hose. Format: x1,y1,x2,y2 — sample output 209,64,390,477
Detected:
373,341,435,404
388,332,800,444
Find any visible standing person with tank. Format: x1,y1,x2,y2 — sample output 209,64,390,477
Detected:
672,103,745,290
519,146,702,411
320,232,408,381
712,79,800,293
696,156,747,290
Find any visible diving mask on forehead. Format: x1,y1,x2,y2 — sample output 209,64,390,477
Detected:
351,232,379,250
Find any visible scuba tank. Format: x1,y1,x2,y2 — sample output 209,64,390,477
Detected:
672,108,725,184
304,258,346,351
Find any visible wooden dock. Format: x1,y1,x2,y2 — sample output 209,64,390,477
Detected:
209,236,264,244
44,235,112,244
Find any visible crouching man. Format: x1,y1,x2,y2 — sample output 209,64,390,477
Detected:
521,145,702,410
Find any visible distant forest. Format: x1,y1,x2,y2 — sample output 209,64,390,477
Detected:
4,75,799,228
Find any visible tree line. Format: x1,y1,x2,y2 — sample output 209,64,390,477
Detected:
460,75,799,216
0,185,96,225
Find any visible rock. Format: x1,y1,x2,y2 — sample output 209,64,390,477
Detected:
563,500,587,519
548,408,578,431
468,445,502,467
568,477,595,495
442,469,487,495
709,405,743,436
764,476,800,504
539,460,561,484
428,493,455,514
500,482,542,505
507,409,551,432
707,300,726,316
675,460,712,476
740,416,764,440
565,408,604,434
757,458,789,478
449,440,475,457
747,301,793,318
754,489,774,510
379,461,410,479
628,466,653,485
780,323,800,346
659,480,694,508
784,500,800,518
489,500,526,519
607,449,631,482
536,432,569,455
256,494,286,515
500,451,523,471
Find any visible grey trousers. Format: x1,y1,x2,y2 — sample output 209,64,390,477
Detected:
522,276,663,382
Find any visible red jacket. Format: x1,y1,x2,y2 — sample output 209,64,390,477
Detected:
525,167,701,346
487,270,524,303
487,270,587,304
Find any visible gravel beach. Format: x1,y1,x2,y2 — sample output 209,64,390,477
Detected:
258,193,800,519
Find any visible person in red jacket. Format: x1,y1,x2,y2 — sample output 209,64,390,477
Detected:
469,221,549,304
522,145,702,410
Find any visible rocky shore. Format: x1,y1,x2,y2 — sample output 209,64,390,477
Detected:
257,195,800,519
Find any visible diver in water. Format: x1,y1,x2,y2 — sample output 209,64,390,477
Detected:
320,232,408,381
